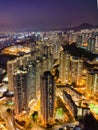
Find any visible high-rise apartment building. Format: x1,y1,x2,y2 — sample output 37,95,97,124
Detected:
30,40,37,61
40,71,55,125
59,51,71,84
53,41,61,60
95,36,98,52
70,57,83,85
86,70,98,96
35,58,42,92
13,69,29,115
76,35,82,47
7,54,31,92
41,45,53,73
7,59,18,92
47,52,53,71
28,61,36,100
87,37,95,52
30,40,36,53
41,55,48,73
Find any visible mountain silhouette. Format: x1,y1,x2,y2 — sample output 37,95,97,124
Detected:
63,23,98,32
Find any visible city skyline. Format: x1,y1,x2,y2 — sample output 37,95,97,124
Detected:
0,27,98,130
0,0,98,31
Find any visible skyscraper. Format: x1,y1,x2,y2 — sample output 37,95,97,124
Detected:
43,45,53,72
87,37,95,52
59,50,71,84
30,40,37,61
41,55,48,73
76,35,82,47
70,57,83,85
7,59,18,92
28,61,36,100
95,36,98,52
53,40,61,60
35,58,42,92
13,69,29,115
7,55,31,92
86,69,98,96
40,71,55,125
30,40,36,53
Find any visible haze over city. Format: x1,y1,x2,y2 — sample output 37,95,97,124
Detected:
0,0,98,31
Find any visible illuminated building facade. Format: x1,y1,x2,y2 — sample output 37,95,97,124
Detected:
13,69,29,115
71,57,83,85
81,33,88,43
30,40,36,53
7,60,18,92
40,71,55,125
42,55,48,72
53,40,61,59
87,37,95,52
95,36,98,51
45,45,53,71
59,51,71,84
68,32,78,43
76,35,82,47
7,54,31,92
47,52,53,71
86,70,98,96
41,47,53,73
23,54,31,64
30,40,37,61
59,50,66,83
64,52,71,83
28,61,36,100
35,58,42,92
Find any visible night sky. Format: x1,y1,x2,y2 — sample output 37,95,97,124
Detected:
0,0,98,31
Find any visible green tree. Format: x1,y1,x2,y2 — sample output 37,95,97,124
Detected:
31,111,38,122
